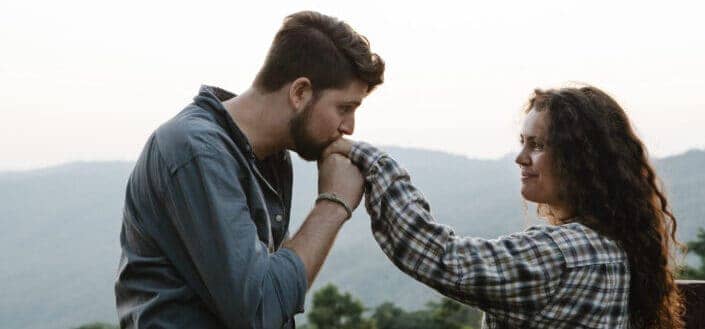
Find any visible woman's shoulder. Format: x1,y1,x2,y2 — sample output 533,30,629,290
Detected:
525,222,627,268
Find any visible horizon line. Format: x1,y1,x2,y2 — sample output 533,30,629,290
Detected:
2,145,704,174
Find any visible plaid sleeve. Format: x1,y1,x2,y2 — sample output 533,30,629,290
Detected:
350,142,567,324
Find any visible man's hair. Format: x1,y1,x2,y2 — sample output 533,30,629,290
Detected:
253,11,385,94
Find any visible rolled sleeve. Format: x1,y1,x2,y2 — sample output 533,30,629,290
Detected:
268,247,308,314
165,153,306,328
349,141,566,325
350,141,387,174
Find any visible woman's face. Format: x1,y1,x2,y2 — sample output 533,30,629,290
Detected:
515,109,563,207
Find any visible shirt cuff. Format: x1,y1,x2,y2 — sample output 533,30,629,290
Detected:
350,141,387,174
274,247,308,314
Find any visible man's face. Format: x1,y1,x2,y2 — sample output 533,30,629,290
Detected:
290,80,368,161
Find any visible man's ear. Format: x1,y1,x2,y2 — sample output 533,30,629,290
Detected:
288,77,313,114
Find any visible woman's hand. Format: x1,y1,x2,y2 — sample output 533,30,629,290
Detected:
322,138,354,160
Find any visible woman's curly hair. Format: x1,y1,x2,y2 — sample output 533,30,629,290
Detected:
527,85,684,329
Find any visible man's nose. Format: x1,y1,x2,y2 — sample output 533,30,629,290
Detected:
339,116,355,135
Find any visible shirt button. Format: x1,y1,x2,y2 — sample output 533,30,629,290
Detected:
275,214,283,222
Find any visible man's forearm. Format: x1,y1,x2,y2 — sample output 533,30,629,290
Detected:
282,201,348,289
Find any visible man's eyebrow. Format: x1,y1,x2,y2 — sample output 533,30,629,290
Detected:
341,100,361,106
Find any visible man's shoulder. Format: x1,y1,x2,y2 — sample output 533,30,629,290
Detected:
154,105,235,170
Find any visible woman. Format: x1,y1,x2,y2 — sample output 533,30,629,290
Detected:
324,85,684,328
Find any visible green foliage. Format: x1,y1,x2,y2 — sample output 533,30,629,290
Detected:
427,298,482,329
307,284,376,329
681,228,705,279
374,309,440,329
371,302,404,329
306,284,482,329
71,323,118,329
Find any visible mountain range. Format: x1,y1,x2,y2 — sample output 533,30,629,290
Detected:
1,147,703,329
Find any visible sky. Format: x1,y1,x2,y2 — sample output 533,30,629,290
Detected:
2,0,704,171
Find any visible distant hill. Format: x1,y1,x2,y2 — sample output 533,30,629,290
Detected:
1,148,703,329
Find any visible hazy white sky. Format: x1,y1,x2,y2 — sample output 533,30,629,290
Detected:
2,0,704,171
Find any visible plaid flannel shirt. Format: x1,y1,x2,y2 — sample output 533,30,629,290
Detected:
350,142,630,329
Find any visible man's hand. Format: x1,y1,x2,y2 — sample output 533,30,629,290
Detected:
317,153,364,210
321,138,354,160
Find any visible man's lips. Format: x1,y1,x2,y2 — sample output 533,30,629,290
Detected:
521,172,538,180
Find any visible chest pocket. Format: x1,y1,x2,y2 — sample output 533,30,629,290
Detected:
235,170,274,252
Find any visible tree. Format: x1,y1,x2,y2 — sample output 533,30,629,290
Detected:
303,284,482,329
371,298,481,329
371,302,404,329
307,284,375,329
427,298,482,329
681,228,705,279
382,309,443,329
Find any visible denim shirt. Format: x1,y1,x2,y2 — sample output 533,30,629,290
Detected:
115,86,307,329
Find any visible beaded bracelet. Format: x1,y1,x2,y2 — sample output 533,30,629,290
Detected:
315,192,353,220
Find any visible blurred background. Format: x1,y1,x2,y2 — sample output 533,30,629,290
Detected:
1,1,703,328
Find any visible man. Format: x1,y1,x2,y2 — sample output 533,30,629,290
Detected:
115,11,384,329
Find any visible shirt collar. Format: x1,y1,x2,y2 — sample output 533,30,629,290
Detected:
193,85,289,163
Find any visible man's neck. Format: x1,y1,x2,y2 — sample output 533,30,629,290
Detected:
223,87,292,160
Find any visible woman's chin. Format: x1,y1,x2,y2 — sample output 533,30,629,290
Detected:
520,189,541,204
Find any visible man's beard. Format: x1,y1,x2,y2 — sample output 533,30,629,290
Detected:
289,99,332,161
